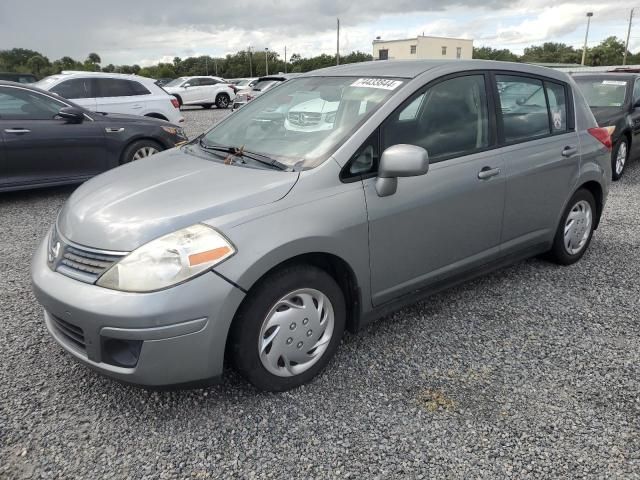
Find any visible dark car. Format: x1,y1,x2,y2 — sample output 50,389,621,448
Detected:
573,73,640,180
0,72,38,84
0,81,187,192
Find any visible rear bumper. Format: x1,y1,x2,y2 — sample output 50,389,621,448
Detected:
31,236,245,386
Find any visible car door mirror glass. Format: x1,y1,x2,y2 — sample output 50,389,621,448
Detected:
57,106,84,123
375,144,429,197
183,83,191,88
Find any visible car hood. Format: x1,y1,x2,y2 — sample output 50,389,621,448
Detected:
57,147,299,252
591,107,625,127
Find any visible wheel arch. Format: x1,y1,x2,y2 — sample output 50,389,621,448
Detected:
118,136,166,164
144,112,168,121
578,180,604,229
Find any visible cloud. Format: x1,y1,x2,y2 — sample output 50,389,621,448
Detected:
0,0,635,65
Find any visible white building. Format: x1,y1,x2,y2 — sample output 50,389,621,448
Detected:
372,35,474,61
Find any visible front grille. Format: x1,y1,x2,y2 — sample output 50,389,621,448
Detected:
49,227,126,284
51,315,86,351
288,111,322,126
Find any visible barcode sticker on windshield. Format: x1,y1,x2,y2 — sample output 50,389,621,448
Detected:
351,78,403,90
602,80,627,86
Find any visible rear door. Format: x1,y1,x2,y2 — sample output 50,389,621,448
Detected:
49,77,97,111
494,73,580,254
0,85,107,187
94,78,150,115
629,77,640,157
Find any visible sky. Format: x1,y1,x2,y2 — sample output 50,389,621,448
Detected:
0,0,637,66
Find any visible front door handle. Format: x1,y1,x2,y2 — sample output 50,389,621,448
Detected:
478,166,501,180
562,145,578,157
4,128,31,134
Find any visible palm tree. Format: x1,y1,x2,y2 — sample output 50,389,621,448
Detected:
87,52,101,65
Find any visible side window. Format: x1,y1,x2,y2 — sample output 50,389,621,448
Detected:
199,78,219,86
50,78,93,99
0,87,65,120
545,81,567,133
382,75,489,162
95,79,145,97
343,131,379,179
398,93,425,121
187,78,201,86
496,75,550,143
633,79,640,106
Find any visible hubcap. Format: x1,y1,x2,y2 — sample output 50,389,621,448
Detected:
615,142,627,175
132,146,159,161
258,288,334,377
563,200,592,255
218,96,229,107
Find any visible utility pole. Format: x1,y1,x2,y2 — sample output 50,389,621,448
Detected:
205,56,209,75
248,46,253,77
265,47,269,75
284,46,287,73
215,57,218,76
336,18,340,65
624,8,634,66
581,12,594,66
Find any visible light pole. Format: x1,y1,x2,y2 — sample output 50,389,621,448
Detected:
265,48,269,75
624,8,634,66
581,12,594,66
248,46,253,77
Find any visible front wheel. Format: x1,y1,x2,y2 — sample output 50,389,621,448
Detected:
546,189,596,265
612,138,629,181
121,139,163,164
215,93,230,109
230,265,346,391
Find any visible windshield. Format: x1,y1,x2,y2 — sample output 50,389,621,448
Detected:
574,77,628,108
34,75,62,89
164,77,188,88
252,80,279,91
202,76,405,169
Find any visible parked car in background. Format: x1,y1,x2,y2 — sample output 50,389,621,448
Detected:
229,77,259,93
232,74,297,109
0,81,186,192
162,76,235,109
34,72,184,125
572,73,640,180
155,78,175,87
32,60,611,392
0,72,38,84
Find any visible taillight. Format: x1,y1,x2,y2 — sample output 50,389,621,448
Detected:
246,95,254,101
171,98,180,109
588,126,615,151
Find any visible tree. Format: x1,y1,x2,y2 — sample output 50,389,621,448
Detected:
521,42,580,64
102,63,116,73
26,55,48,75
473,46,519,62
87,52,101,65
587,36,626,66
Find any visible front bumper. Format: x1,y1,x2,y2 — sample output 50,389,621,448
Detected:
31,237,245,387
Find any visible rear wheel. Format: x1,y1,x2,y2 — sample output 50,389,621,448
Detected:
121,139,163,164
230,265,346,391
215,93,230,109
612,138,629,181
547,189,596,265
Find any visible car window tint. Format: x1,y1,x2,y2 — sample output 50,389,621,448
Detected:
50,78,93,99
187,78,200,86
382,75,489,162
345,131,379,177
545,81,567,133
0,87,65,120
95,78,149,97
398,93,424,121
199,78,219,86
633,79,640,105
497,75,550,143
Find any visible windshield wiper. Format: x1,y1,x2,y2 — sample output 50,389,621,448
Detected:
198,139,290,171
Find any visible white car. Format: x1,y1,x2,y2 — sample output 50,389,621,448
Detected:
284,98,339,132
34,72,183,124
162,76,235,109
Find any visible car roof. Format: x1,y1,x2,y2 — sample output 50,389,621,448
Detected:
572,72,639,79
301,59,573,81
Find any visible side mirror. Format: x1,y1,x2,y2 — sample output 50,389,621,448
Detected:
57,106,84,123
375,144,429,197
183,83,191,88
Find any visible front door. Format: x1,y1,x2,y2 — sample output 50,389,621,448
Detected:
0,85,107,188
363,73,506,306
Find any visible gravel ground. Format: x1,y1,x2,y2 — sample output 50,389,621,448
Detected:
0,109,639,478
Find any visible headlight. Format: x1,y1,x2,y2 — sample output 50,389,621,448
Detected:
96,224,235,292
161,126,186,138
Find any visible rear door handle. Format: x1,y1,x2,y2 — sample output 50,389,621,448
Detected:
562,145,578,157
478,166,501,180
4,128,31,134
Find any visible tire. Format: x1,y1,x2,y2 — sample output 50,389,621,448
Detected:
120,139,163,164
547,189,596,265
611,137,629,181
230,265,346,392
215,93,230,109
